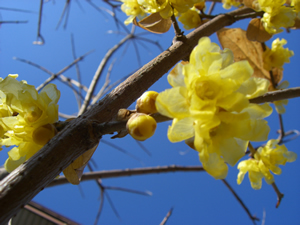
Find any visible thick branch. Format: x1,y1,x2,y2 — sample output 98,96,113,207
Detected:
0,7,255,223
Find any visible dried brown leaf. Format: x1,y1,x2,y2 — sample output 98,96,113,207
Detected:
133,13,172,34
270,67,283,87
247,18,272,42
217,28,270,80
63,143,99,185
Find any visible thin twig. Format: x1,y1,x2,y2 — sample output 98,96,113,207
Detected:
0,7,36,13
277,114,285,144
13,56,90,93
207,2,216,15
279,129,300,143
160,207,173,225
94,186,104,225
36,50,94,91
56,0,71,29
59,112,76,119
104,191,121,220
222,179,259,225
271,182,284,208
171,13,185,43
79,32,135,115
86,164,105,225
48,165,205,187
70,33,83,110
135,140,152,156
101,139,143,163
91,73,131,105
94,59,117,101
104,186,152,196
0,20,28,24
33,0,45,45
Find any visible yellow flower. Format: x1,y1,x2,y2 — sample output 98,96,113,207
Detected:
0,75,60,172
237,140,297,189
222,0,242,9
237,159,269,190
258,0,296,34
291,0,300,12
178,8,202,30
121,0,147,24
156,37,272,179
137,0,173,19
256,139,297,174
263,38,294,71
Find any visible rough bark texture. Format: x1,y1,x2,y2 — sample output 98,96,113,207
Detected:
0,7,254,224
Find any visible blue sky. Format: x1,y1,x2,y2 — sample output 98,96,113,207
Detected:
0,1,300,225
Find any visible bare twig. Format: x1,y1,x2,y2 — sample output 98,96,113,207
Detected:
101,139,144,163
277,114,285,144
94,58,117,101
160,207,173,225
91,73,131,105
171,13,185,42
94,186,104,225
0,20,28,24
79,31,135,115
33,0,45,45
0,7,36,14
48,165,205,187
36,50,94,91
56,0,71,29
135,140,152,156
70,33,83,110
58,112,76,119
271,183,284,208
13,56,90,93
222,179,259,225
207,2,216,15
105,186,152,196
279,129,300,144
249,87,300,104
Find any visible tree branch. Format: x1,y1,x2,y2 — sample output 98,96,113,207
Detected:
0,7,257,223
48,165,205,187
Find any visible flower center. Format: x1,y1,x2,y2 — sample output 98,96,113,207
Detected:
25,105,43,123
195,79,219,100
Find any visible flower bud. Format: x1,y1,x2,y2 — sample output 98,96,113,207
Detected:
116,108,135,121
136,91,158,114
32,123,57,146
126,113,156,141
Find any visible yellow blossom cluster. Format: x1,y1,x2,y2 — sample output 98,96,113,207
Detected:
0,75,60,172
237,139,297,189
155,37,273,179
222,0,243,9
223,0,298,34
263,38,294,114
121,0,204,29
256,0,296,34
263,38,294,71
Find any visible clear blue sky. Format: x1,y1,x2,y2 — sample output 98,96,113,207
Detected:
0,1,300,225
